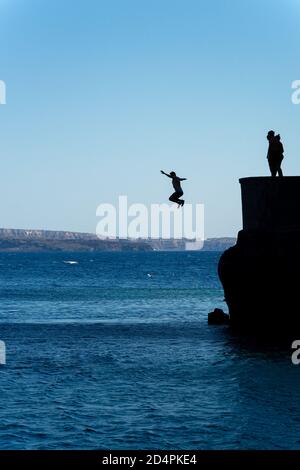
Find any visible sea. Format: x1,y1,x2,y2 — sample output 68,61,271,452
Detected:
0,251,299,450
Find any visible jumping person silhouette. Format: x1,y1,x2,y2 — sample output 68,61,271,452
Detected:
160,170,186,207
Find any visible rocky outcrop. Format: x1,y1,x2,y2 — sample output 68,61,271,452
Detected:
208,308,229,325
218,177,300,333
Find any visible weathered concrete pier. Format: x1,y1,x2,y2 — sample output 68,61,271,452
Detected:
218,177,300,333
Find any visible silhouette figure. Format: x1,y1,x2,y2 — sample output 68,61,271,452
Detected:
267,130,284,177
160,170,186,207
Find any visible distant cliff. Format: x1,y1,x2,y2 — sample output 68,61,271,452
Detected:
0,229,236,252
0,228,97,241
202,238,236,251
0,229,152,252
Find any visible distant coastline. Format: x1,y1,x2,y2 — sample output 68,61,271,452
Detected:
0,228,236,252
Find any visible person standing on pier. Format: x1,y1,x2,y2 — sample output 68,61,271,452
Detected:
267,130,284,177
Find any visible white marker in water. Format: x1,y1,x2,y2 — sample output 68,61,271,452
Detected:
0,341,6,365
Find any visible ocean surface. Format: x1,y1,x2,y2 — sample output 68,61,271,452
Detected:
0,251,299,450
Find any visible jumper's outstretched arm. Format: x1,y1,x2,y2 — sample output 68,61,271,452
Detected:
160,170,172,178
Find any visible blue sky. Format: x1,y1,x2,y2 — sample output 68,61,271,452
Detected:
0,0,299,237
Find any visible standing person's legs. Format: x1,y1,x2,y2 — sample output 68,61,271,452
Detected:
274,158,283,177
268,159,276,177
278,158,283,177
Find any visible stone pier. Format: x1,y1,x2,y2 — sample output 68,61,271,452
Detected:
218,177,300,333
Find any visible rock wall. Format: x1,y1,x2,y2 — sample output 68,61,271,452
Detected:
218,177,300,333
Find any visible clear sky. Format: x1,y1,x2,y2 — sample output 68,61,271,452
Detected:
0,0,299,237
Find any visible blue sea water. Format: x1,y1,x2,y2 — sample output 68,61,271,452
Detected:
0,251,299,450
